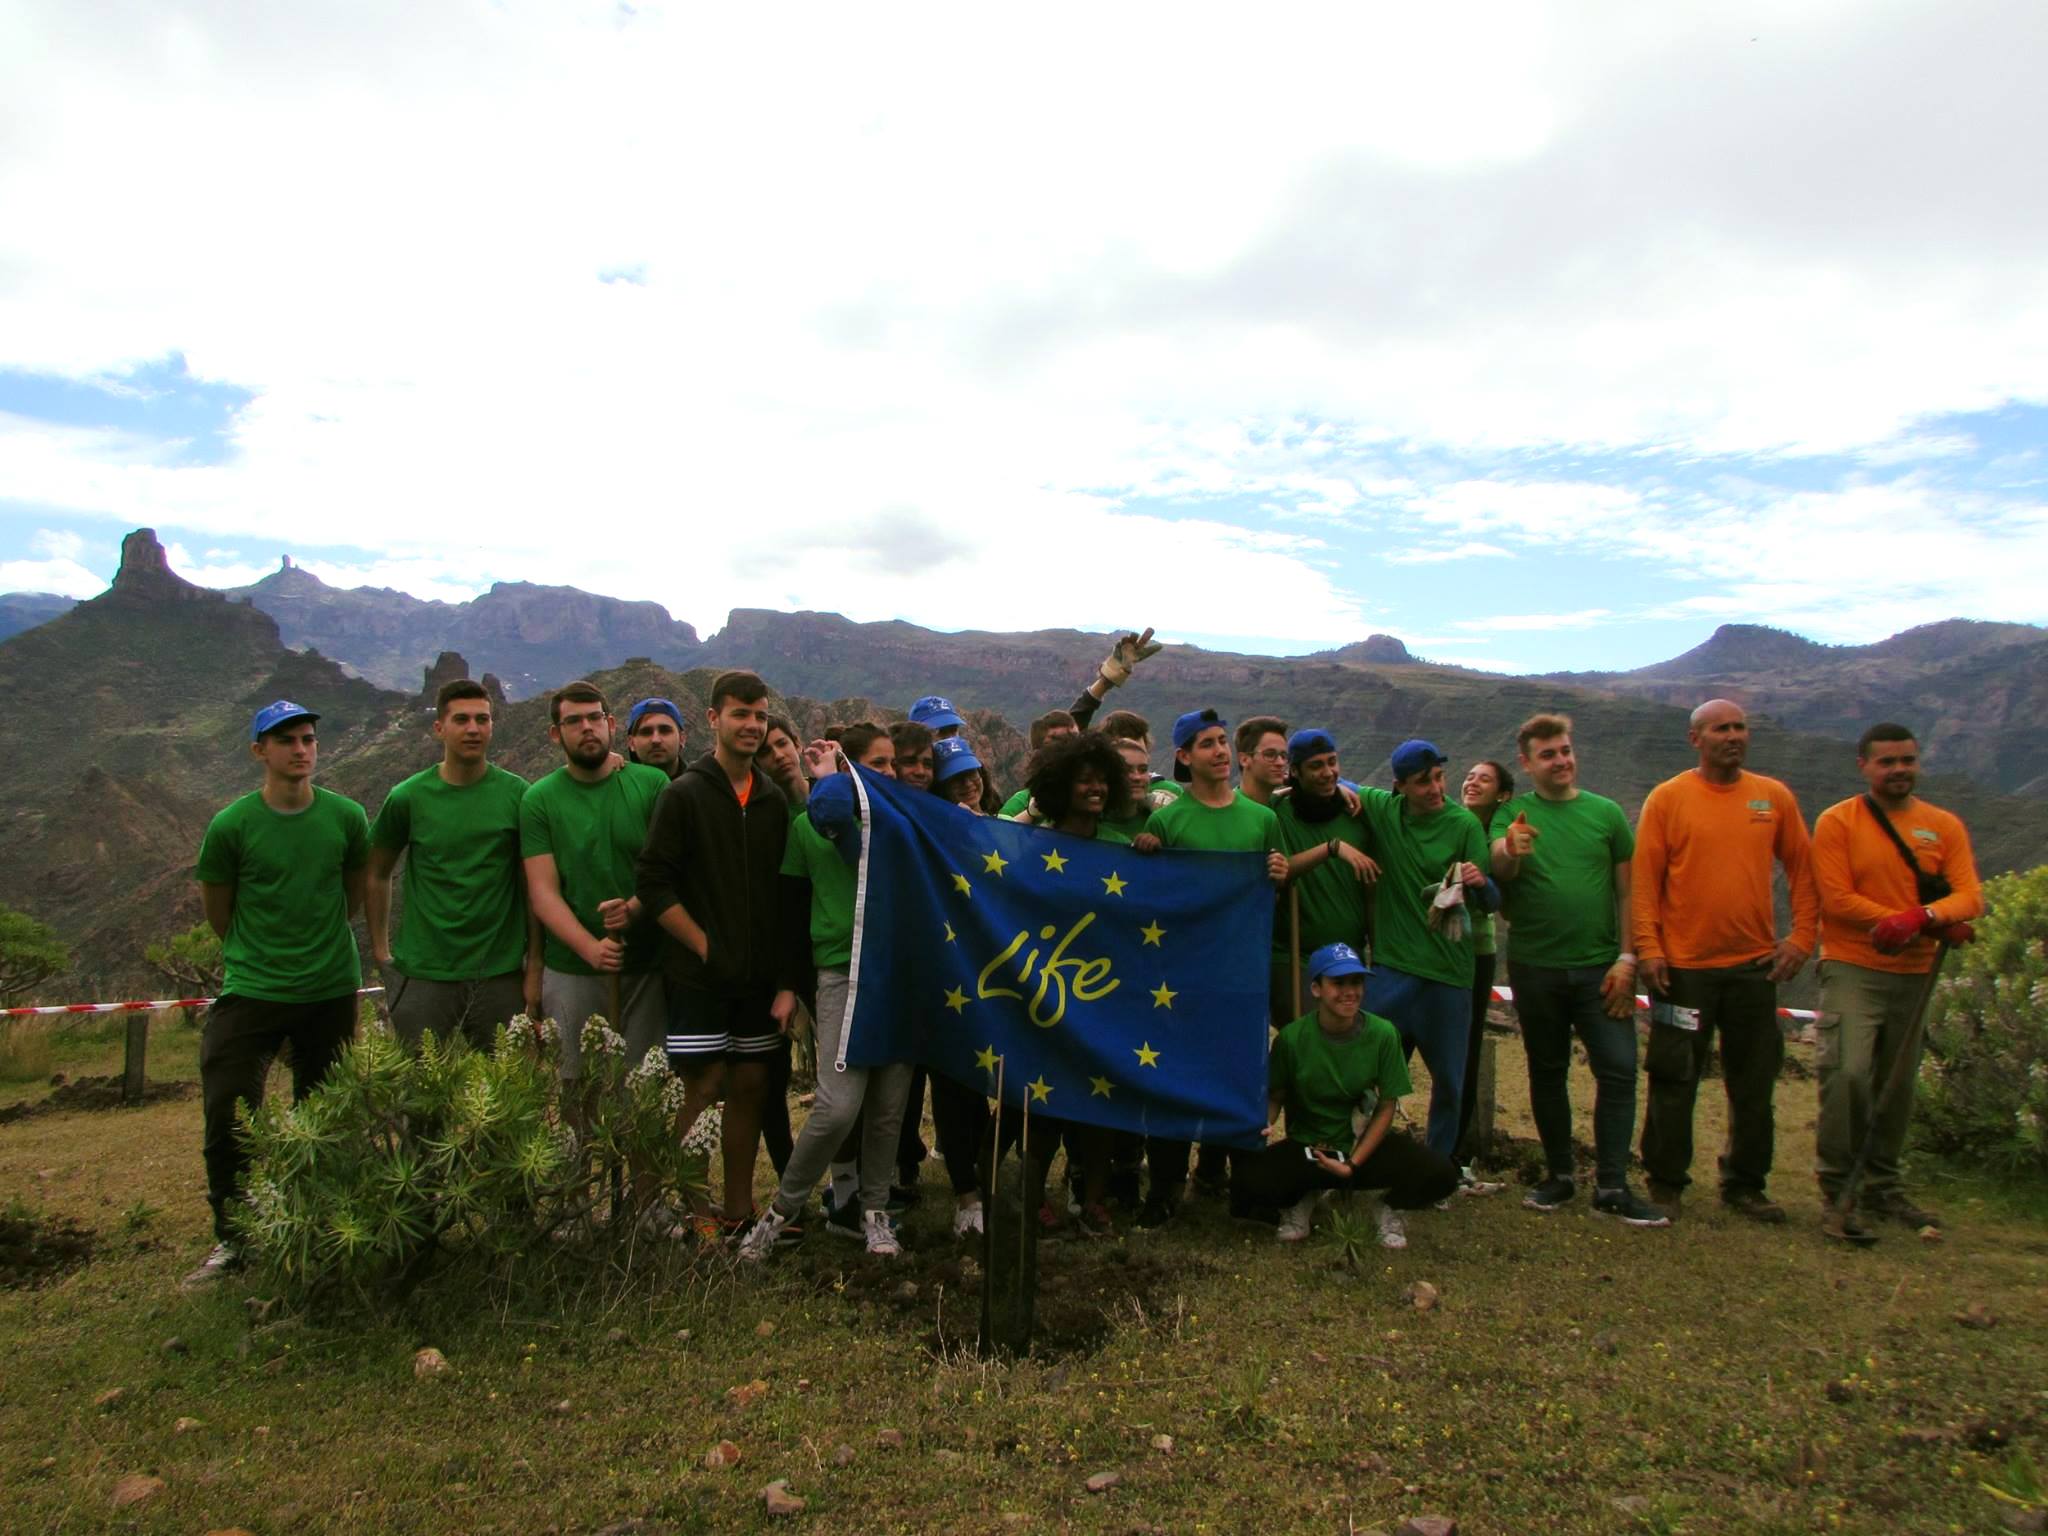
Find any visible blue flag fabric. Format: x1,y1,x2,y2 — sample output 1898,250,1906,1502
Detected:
835,767,1274,1149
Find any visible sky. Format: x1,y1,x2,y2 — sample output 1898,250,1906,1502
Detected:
2,1,2045,674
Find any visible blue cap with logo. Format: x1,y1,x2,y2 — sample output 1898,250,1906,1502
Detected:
250,699,319,741
1288,727,1338,766
909,695,965,729
1307,941,1372,982
1172,707,1227,752
626,697,684,733
931,735,983,783
1389,738,1448,781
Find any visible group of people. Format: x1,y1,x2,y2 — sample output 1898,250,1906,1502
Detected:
181,627,1985,1288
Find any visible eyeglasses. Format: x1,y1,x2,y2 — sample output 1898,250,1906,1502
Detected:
1251,749,1289,762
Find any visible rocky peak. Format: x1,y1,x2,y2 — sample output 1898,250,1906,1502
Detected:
1320,633,1415,665
415,651,509,708
107,528,214,604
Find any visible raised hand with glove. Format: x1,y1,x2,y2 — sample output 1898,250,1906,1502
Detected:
1097,627,1163,690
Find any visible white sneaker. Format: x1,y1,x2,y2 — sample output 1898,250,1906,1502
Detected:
180,1242,241,1290
952,1202,985,1238
864,1208,902,1258
1376,1202,1408,1250
1276,1194,1317,1244
1457,1166,1505,1197
736,1207,789,1263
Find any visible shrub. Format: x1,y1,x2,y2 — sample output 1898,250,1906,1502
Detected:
144,922,224,996
1913,865,2048,1176
0,905,66,1005
235,1013,707,1304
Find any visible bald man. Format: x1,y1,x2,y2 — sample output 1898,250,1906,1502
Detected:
1631,699,1818,1223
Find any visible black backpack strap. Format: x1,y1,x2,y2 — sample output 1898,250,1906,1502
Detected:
1862,794,1926,884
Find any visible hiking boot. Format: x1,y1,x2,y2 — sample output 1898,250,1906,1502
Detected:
863,1208,902,1259
1820,1209,1880,1247
1869,1191,1940,1228
1276,1194,1317,1244
1724,1189,1787,1225
1075,1202,1115,1239
952,1201,984,1238
1375,1201,1408,1250
1647,1180,1684,1220
180,1242,242,1291
1522,1175,1576,1213
1593,1186,1672,1228
735,1207,790,1262
1133,1197,1178,1232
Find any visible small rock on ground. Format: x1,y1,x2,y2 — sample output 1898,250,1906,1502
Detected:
704,1440,742,1469
412,1347,450,1378
1401,1281,1441,1312
1397,1517,1457,1536
1084,1471,1121,1494
876,1428,905,1449
762,1480,806,1516
1150,1434,1174,1452
174,1417,204,1434
94,1387,126,1410
109,1474,165,1509
831,1443,856,1467
1955,1302,1997,1329
755,1319,777,1337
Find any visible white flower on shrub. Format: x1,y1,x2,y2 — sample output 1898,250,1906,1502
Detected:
580,1015,626,1060
681,1102,723,1156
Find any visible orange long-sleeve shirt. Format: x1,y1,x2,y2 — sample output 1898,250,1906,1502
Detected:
1811,795,1982,974
1631,769,1818,970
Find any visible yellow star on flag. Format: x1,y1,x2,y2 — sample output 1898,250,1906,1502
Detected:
1090,1076,1113,1098
1139,920,1165,946
1101,870,1128,897
943,922,956,944
975,1044,999,1072
982,848,1008,876
952,872,972,897
1151,982,1177,1009
1041,849,1068,874
944,986,968,1013
1027,1076,1053,1103
1134,1041,1160,1067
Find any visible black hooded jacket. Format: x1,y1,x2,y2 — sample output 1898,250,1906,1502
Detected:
635,752,798,998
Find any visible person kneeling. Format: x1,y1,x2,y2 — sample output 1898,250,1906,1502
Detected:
1238,943,1458,1251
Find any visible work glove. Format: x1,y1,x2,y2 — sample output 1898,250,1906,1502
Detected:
1425,867,1468,944
1869,907,1930,953
1932,921,1975,946
1097,627,1162,688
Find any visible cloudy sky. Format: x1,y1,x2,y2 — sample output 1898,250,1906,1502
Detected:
2,1,2044,672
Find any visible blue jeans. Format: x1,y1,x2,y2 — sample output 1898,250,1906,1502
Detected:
1370,965,1468,1162
1506,961,1638,1189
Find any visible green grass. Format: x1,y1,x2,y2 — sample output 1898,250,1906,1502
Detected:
2,1030,2044,1534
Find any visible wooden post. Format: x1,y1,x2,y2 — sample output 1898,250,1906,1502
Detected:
1472,1032,1499,1154
122,1011,150,1105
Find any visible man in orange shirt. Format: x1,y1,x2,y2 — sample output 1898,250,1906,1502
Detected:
1810,723,1981,1240
1633,699,1819,1223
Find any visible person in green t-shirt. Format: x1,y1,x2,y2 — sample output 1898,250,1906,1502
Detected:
367,678,538,1051
1489,713,1665,1226
520,681,670,1086
1130,707,1287,1230
1274,728,1380,1024
998,708,1083,817
184,700,371,1290
1351,739,1498,1166
625,697,688,780
1444,758,1513,1200
1235,943,1459,1250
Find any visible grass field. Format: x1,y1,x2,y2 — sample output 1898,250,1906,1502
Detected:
2,1012,2044,1535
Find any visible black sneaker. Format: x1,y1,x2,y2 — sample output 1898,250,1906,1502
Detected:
1593,1186,1671,1228
1523,1175,1576,1212
1133,1198,1178,1231
886,1184,920,1214
822,1193,864,1241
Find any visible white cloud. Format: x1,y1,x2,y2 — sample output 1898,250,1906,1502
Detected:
1382,541,1514,566
0,0,2046,657
0,556,99,597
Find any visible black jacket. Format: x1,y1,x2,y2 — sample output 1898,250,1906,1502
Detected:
635,753,797,998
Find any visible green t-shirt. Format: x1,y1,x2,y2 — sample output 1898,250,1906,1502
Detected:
519,763,669,975
197,787,370,1003
781,811,857,969
1269,1009,1412,1151
1273,796,1371,958
1354,789,1490,987
1142,789,1279,853
370,764,529,981
1489,791,1635,969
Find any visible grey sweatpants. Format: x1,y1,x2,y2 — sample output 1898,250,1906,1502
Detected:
771,968,915,1218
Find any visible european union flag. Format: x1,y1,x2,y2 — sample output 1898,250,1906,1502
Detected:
833,768,1273,1148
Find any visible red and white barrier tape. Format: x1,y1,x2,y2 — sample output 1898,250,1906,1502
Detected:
3,987,386,1020
1489,984,1820,1023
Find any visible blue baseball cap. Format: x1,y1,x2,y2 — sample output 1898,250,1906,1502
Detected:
930,735,983,784
626,697,684,733
250,699,318,741
1172,707,1227,752
1288,727,1338,766
1307,942,1372,982
909,695,965,729
1389,738,1447,781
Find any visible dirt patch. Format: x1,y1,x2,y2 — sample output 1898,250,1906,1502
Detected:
0,1206,96,1289
0,1075,197,1126
791,1219,1196,1360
